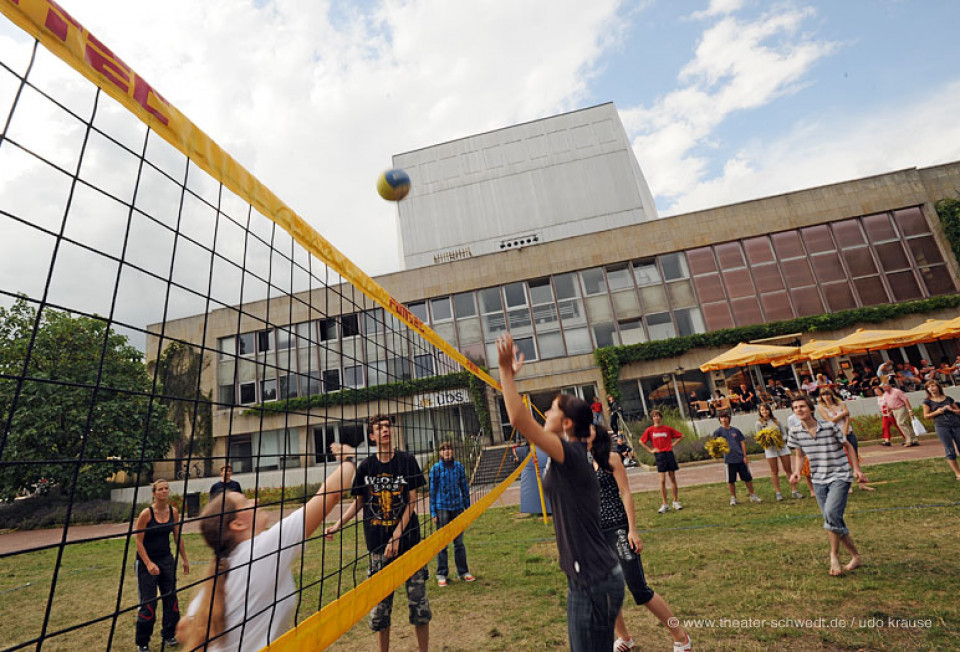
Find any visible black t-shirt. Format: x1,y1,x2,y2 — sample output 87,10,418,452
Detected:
351,450,425,555
924,396,960,426
209,480,242,496
541,440,618,586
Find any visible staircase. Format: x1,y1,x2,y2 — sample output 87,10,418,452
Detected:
470,445,521,487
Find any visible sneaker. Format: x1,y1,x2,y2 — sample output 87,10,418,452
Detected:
461,573,476,582
749,494,762,503
881,441,891,447
658,504,670,514
792,491,804,499
672,500,683,511
729,497,738,506
909,442,920,447
776,492,784,502
163,638,179,648
437,576,447,587
673,633,692,651
137,647,149,652
614,636,635,652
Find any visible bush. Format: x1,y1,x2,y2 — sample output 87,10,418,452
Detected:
0,495,135,531
624,408,713,464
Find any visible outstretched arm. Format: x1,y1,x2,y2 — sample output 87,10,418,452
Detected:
497,335,565,463
304,444,358,538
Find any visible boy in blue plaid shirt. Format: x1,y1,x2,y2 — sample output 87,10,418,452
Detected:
429,442,475,586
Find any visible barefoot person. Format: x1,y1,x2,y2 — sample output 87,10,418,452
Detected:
921,380,960,480
638,410,684,513
177,445,356,650
755,403,802,500
787,395,867,576
135,479,189,652
589,426,691,652
497,334,624,651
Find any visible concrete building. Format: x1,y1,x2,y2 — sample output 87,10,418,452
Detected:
148,104,960,478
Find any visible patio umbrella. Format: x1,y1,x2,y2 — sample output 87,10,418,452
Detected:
927,315,960,340
771,339,841,366
699,342,800,372
833,328,916,355
904,319,955,344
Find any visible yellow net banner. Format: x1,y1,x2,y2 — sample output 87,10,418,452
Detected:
268,451,531,651
0,0,501,391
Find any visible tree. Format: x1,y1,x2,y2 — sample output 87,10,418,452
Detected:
0,298,178,500
149,340,213,474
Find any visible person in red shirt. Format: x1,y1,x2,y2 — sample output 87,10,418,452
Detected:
591,397,604,426
639,410,684,514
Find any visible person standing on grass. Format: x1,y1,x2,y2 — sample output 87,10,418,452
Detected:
178,445,356,651
429,442,476,587
787,395,867,576
135,479,189,652
713,412,762,506
755,403,802,501
638,410,684,514
209,465,242,497
881,382,918,446
324,416,430,652
921,380,960,480
497,334,624,651
589,425,692,652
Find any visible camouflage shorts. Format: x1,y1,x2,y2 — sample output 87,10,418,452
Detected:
368,553,432,632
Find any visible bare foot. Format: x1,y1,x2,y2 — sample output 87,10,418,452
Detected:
844,555,862,572
858,483,876,492
829,559,843,576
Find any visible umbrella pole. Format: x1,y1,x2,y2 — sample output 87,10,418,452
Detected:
790,364,801,390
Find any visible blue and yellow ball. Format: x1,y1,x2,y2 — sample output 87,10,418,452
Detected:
377,168,411,201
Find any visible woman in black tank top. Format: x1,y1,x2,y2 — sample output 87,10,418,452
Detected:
134,479,189,652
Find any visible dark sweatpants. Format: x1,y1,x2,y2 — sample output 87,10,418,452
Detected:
135,556,179,646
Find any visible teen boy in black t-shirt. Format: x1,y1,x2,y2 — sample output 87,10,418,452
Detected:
325,415,430,652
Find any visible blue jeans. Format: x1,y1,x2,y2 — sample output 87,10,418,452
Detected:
435,509,469,578
566,566,624,652
812,480,851,536
934,421,960,460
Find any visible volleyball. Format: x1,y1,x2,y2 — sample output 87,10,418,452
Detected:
377,168,411,201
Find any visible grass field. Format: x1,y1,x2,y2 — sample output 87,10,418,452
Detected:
2,457,958,651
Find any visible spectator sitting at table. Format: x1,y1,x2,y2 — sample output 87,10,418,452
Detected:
876,360,896,383
801,376,819,396
815,373,833,392
918,358,936,381
898,362,920,391
764,378,781,405
732,383,757,412
938,358,958,385
774,380,791,403
847,372,863,397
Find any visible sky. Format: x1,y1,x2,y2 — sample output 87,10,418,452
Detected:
2,0,960,331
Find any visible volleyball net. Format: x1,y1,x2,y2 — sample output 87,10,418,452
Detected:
0,2,529,649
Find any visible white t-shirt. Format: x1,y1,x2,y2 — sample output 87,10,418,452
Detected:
188,507,306,651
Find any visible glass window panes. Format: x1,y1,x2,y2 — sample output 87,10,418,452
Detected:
504,282,527,308
257,329,273,353
887,271,922,301
433,321,456,344
515,337,537,362
667,280,696,308
261,378,277,401
388,357,411,382
686,248,717,275
278,375,298,399
456,317,482,344
585,294,613,323
730,296,762,327
781,259,815,287
845,247,878,277
721,268,756,299
296,321,313,343
854,276,888,305
611,289,641,319
660,253,689,280
343,365,363,388
341,314,360,337
875,241,910,271
318,318,337,341
537,330,565,359
554,273,580,299
646,312,676,340
593,323,618,348
276,328,293,350
822,283,857,311
693,274,725,302
528,278,553,305
907,236,944,267
759,292,794,321
429,297,453,322
558,299,586,327
753,265,784,293
862,213,897,242
219,336,236,358
580,268,606,295
714,242,745,269
238,332,255,355
919,267,955,296
893,207,929,237
414,354,434,378
771,231,804,259
702,301,735,330
618,319,646,345
453,291,477,318
564,327,593,354
322,369,340,392
743,237,774,265
811,252,846,284
218,360,236,385
363,309,384,334
407,302,427,323
532,303,560,328
606,265,633,290
674,308,705,337
219,384,235,405
831,219,865,248
801,225,834,253
639,285,668,312
632,259,660,286
305,372,320,396
482,312,507,337
507,307,533,333
239,382,256,404
479,287,503,313
790,286,824,316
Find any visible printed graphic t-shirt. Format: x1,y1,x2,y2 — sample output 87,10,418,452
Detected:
352,450,425,554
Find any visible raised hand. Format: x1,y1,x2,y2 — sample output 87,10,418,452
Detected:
496,334,525,377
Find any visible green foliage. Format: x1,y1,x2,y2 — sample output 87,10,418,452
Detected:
0,298,179,500
935,198,960,266
595,293,960,397
0,495,136,530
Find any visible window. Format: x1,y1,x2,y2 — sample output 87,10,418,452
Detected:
387,357,411,382
478,288,503,313
528,278,554,305
685,248,717,275
801,225,835,254
414,354,434,378
893,207,930,237
593,323,618,348
714,242,745,269
514,337,537,361
218,336,236,359
618,319,645,345
238,332,255,356
219,384,235,405
239,382,256,404
261,378,277,401
305,372,320,396
257,329,273,353
363,309,384,334
742,237,774,265
341,314,360,337
674,308,705,337
564,327,593,355
453,292,477,318
553,273,580,300
343,365,363,388
646,312,676,340
504,282,527,308
771,231,804,259
579,268,606,295
322,369,341,392
660,253,689,280
407,302,428,323
276,328,293,350
536,331,565,359
366,360,387,386
862,213,898,243
318,318,337,341
278,374,298,399
430,297,453,322
632,259,660,286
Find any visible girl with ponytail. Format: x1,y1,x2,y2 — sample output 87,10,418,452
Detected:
177,444,357,651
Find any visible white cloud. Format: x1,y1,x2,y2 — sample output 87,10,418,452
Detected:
688,0,746,20
662,79,960,215
622,4,837,199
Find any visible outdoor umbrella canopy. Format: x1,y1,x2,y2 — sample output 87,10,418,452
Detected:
771,339,841,366
927,315,960,340
832,328,916,355
699,342,800,372
904,319,956,344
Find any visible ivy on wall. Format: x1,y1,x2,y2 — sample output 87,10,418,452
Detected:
594,293,960,400
936,198,960,266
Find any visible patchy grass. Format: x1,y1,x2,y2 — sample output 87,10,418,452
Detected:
2,458,959,650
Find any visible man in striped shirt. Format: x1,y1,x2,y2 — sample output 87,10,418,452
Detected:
429,442,475,586
787,395,868,577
